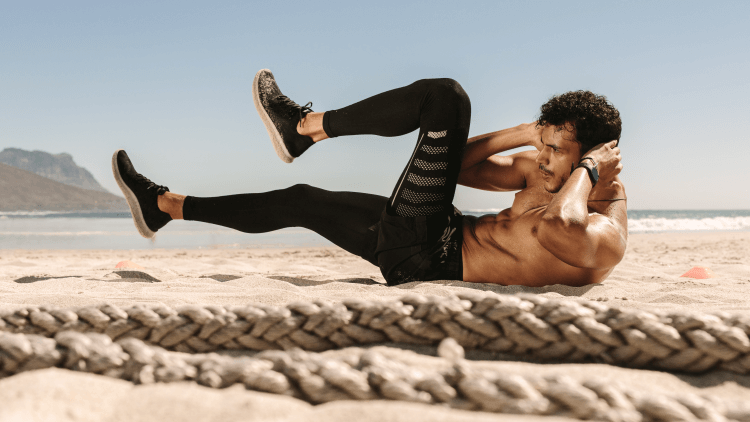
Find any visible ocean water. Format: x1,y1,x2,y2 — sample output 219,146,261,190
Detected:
0,209,748,250
0,212,328,250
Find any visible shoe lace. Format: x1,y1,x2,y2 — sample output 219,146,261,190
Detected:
272,95,313,122
133,172,169,195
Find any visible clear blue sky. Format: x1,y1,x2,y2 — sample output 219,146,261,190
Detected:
2,0,748,210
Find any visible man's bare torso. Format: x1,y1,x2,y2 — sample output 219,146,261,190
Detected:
460,152,625,286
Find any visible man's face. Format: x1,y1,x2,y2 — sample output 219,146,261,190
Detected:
535,123,582,193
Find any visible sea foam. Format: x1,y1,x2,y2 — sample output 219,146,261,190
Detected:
628,216,750,233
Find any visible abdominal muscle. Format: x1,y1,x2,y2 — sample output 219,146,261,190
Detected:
461,207,612,287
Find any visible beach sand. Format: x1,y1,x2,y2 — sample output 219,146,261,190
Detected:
1,231,749,421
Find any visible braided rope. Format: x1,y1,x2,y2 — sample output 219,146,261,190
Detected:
2,292,750,374
2,332,749,421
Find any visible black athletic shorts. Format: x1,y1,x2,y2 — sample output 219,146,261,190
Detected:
371,206,463,285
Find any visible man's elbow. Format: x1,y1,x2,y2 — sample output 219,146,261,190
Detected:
538,214,587,245
600,234,628,269
538,215,614,269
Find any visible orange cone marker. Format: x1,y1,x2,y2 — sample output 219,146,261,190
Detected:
680,266,714,279
115,260,144,270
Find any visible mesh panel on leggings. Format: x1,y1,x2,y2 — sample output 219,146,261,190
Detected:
407,173,446,186
421,145,449,154
401,189,445,203
396,204,444,217
414,159,447,171
391,129,460,217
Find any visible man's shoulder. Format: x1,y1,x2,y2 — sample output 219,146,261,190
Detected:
513,150,539,160
506,150,539,174
512,150,541,184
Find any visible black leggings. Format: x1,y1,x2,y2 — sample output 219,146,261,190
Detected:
183,78,471,268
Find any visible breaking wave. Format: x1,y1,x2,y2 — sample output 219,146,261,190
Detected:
628,217,750,233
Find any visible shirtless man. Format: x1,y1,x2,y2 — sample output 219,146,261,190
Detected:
113,70,626,287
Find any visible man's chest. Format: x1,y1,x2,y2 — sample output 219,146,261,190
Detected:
510,186,554,217
509,184,602,218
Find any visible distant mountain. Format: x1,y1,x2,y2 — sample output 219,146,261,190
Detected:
0,148,110,193
0,163,127,212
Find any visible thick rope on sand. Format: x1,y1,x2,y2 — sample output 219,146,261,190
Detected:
2,332,749,422
2,292,750,374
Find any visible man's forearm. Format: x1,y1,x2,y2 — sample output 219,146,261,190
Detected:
538,168,595,265
461,123,540,170
542,168,592,229
541,139,623,235
538,140,626,269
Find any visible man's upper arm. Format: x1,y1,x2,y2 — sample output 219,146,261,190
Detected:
539,204,628,270
458,150,537,191
580,213,628,269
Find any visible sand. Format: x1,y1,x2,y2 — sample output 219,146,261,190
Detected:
1,231,749,421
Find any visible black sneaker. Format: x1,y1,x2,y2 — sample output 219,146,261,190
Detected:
252,69,315,163
111,150,172,239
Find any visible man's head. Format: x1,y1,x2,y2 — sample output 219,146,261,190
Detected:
535,90,621,193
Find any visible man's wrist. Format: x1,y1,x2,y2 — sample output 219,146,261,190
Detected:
576,159,599,186
579,157,596,166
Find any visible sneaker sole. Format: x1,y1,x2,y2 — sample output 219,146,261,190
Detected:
252,69,294,164
111,150,156,239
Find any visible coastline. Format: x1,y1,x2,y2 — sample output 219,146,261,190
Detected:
1,209,749,251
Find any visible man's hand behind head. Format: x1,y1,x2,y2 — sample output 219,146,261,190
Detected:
528,122,545,151
582,140,622,182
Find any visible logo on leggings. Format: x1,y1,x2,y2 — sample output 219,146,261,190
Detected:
440,227,456,243
439,216,457,260
440,216,455,243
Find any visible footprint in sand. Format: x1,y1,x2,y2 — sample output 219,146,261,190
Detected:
14,275,81,284
111,271,161,283
267,275,382,286
200,274,243,282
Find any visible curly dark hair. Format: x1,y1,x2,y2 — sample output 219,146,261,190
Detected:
537,90,621,155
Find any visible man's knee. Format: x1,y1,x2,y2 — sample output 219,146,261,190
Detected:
434,78,470,107
411,78,471,130
413,78,470,108
287,183,314,199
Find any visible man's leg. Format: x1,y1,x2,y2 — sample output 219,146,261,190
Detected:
170,78,469,280
119,77,469,280
292,78,471,284
300,78,472,217
255,71,470,215
159,186,387,266
113,149,386,265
